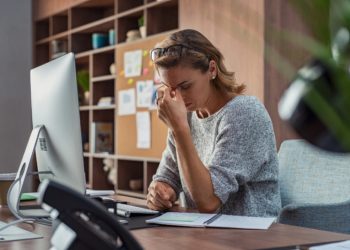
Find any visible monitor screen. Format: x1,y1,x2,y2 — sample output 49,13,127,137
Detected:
30,53,86,194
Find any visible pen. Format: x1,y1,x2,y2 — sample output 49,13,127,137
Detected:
203,213,222,225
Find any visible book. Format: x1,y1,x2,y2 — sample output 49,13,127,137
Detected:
146,212,275,230
91,122,113,153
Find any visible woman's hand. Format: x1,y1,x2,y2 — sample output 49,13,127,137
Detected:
157,87,188,133
147,181,176,211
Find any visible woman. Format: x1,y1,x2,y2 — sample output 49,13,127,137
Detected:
147,29,281,216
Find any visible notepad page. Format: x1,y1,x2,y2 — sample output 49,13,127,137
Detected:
146,212,215,227
208,215,276,229
0,221,42,242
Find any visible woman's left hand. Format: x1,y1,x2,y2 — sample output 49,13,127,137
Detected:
157,87,188,133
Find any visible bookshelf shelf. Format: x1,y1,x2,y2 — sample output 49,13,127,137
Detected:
91,105,115,110
91,74,116,82
33,0,178,199
79,106,91,111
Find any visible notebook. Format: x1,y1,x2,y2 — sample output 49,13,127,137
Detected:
0,221,42,242
146,212,275,229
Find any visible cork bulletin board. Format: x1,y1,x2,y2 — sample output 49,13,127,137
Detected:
115,34,169,158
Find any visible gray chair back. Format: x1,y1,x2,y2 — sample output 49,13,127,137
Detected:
279,139,350,207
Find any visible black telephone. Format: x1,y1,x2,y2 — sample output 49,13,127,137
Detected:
37,179,143,250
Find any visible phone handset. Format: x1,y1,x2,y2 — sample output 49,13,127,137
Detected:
37,179,143,250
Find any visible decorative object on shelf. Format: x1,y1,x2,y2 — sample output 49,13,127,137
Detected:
83,142,89,152
91,122,114,153
108,29,115,45
81,133,89,152
51,39,67,59
126,29,141,42
97,96,115,106
129,179,143,191
109,62,116,75
77,70,90,105
92,33,108,49
138,16,146,38
103,158,116,186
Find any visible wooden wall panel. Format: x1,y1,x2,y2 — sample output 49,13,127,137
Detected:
180,0,311,148
264,0,311,147
179,0,265,102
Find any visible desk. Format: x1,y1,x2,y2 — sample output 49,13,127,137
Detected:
1,206,350,250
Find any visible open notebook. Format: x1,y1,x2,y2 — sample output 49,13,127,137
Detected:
146,212,276,229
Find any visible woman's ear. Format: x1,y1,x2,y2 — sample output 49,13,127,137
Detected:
209,60,217,79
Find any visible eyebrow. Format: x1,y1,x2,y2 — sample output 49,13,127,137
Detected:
160,80,190,89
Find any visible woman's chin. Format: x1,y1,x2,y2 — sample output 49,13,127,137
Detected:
185,103,195,111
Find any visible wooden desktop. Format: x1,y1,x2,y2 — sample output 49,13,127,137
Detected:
1,204,350,250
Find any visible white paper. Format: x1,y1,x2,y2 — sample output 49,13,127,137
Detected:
149,84,159,110
310,240,350,250
209,214,275,230
118,89,136,116
0,221,43,242
136,112,151,149
146,212,213,227
146,212,276,229
124,50,142,77
136,80,154,108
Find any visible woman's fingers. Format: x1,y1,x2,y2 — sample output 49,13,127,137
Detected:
148,191,172,208
147,192,171,210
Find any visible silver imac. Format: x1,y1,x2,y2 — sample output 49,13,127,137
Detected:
8,53,86,220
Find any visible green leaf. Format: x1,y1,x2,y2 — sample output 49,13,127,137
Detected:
77,70,89,92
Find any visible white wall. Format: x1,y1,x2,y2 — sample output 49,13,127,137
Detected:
0,1,32,181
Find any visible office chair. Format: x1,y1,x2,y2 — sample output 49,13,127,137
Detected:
277,139,350,233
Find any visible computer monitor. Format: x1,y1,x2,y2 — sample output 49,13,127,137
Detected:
8,53,86,219
31,52,86,193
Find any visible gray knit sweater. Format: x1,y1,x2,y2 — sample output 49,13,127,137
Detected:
153,95,281,216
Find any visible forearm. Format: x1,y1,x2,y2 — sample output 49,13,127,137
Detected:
173,126,221,212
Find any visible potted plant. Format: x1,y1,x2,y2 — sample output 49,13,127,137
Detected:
138,16,146,38
77,70,90,105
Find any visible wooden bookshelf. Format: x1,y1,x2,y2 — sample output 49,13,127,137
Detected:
33,0,179,198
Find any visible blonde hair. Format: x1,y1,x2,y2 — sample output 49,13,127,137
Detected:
153,29,245,94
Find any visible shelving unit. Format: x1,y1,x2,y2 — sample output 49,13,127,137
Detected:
33,0,179,199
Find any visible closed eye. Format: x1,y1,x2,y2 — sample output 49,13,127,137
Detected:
179,83,191,90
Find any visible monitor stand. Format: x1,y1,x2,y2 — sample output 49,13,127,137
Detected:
7,125,52,221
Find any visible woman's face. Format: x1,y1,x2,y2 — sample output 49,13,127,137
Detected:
157,64,215,111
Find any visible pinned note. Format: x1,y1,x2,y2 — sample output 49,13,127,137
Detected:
118,89,136,116
124,50,142,77
143,67,149,75
136,111,151,149
136,80,153,108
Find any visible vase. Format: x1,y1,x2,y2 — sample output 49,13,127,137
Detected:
139,26,146,38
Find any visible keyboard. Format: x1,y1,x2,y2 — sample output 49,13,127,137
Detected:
116,204,159,217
